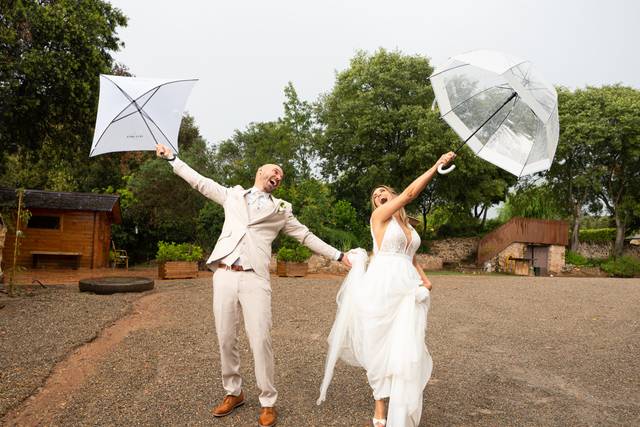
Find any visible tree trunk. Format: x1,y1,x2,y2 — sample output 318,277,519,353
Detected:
613,212,625,257
570,204,582,252
421,209,428,238
480,204,488,229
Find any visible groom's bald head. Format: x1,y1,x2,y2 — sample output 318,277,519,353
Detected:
254,164,284,193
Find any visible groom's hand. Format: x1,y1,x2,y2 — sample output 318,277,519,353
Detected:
156,144,174,159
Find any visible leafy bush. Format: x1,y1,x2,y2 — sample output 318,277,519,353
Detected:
565,250,589,266
600,256,640,278
156,241,204,262
579,228,616,243
277,245,312,263
565,250,605,267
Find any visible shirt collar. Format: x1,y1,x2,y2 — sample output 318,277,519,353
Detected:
248,187,271,198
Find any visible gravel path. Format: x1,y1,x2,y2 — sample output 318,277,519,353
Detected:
2,274,640,426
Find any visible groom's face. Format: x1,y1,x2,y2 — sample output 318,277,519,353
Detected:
255,164,284,193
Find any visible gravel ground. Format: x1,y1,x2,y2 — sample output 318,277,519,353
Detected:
0,284,141,417
2,274,640,426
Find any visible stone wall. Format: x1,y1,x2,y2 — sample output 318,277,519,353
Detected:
270,252,444,275
269,254,350,275
548,245,565,274
576,242,640,259
414,254,443,270
490,242,527,273
488,243,565,274
427,237,479,264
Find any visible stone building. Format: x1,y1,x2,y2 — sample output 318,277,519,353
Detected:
477,217,569,275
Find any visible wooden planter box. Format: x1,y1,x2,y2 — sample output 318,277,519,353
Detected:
277,261,308,277
158,261,198,279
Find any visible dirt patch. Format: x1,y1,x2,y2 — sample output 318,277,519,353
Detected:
2,289,175,426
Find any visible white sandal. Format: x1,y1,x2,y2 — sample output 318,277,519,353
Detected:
372,418,387,427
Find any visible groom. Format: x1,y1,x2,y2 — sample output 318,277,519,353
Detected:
156,144,350,427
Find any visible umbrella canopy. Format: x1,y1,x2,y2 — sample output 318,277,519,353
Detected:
90,75,197,157
430,50,559,176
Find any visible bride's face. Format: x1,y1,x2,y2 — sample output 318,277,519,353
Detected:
372,187,395,208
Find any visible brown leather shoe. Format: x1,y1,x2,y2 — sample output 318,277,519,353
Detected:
258,406,277,427
211,391,245,417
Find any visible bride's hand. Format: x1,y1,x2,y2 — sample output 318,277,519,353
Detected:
422,277,432,291
436,151,456,167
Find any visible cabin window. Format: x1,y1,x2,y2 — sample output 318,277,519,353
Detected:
28,215,61,230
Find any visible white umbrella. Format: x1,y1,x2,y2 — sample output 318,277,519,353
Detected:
430,50,559,176
89,75,197,157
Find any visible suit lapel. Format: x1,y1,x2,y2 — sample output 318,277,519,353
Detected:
241,188,251,223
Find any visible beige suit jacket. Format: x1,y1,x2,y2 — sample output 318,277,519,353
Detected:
170,158,338,279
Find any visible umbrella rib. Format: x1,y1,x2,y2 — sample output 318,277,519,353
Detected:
139,110,180,153
102,78,162,148
89,77,132,156
111,78,196,152
517,119,541,177
91,78,150,154
440,85,513,119
111,87,161,123
429,63,470,79
92,76,196,155
453,91,517,153
475,94,519,158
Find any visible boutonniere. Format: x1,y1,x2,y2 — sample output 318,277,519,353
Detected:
277,201,287,214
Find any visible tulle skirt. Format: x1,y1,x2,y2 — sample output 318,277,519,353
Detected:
318,249,433,427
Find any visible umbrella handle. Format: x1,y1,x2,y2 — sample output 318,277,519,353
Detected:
437,163,456,175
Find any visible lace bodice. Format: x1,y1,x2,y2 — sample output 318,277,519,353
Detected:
372,216,421,257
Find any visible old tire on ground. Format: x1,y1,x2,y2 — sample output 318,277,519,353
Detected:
79,277,154,295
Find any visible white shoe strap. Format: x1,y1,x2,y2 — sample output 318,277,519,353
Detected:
373,418,386,426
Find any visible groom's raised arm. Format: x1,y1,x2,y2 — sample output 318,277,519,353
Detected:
157,144,228,205
281,205,341,261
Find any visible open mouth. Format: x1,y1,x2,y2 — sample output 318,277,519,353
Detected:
380,197,388,205
268,178,278,187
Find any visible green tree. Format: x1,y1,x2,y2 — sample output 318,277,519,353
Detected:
111,114,216,261
498,181,564,221
550,86,640,256
547,87,603,250
0,0,127,180
212,83,317,187
315,49,515,233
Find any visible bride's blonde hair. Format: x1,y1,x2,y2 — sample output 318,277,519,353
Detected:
370,185,409,225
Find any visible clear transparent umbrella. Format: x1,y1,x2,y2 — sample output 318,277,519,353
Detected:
90,75,197,157
430,50,559,176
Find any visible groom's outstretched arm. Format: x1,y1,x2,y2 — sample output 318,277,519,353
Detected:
282,206,350,267
157,144,228,205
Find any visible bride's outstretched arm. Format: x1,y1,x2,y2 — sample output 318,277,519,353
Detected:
371,151,456,224
413,256,432,290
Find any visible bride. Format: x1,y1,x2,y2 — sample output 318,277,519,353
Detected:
318,152,456,427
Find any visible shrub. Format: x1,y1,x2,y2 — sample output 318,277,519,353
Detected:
156,241,204,262
565,250,589,266
565,250,605,267
277,245,312,263
579,228,616,243
600,256,640,278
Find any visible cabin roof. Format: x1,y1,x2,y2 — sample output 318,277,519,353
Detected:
0,188,121,223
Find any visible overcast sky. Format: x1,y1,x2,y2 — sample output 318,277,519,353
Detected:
108,0,639,146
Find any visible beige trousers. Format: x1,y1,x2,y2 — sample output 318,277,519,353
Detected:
212,268,277,407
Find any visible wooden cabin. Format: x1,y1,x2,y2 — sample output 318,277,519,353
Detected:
0,188,121,269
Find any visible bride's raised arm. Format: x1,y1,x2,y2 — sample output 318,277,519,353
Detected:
371,151,456,224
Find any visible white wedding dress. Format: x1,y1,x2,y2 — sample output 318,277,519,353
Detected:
318,217,433,427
